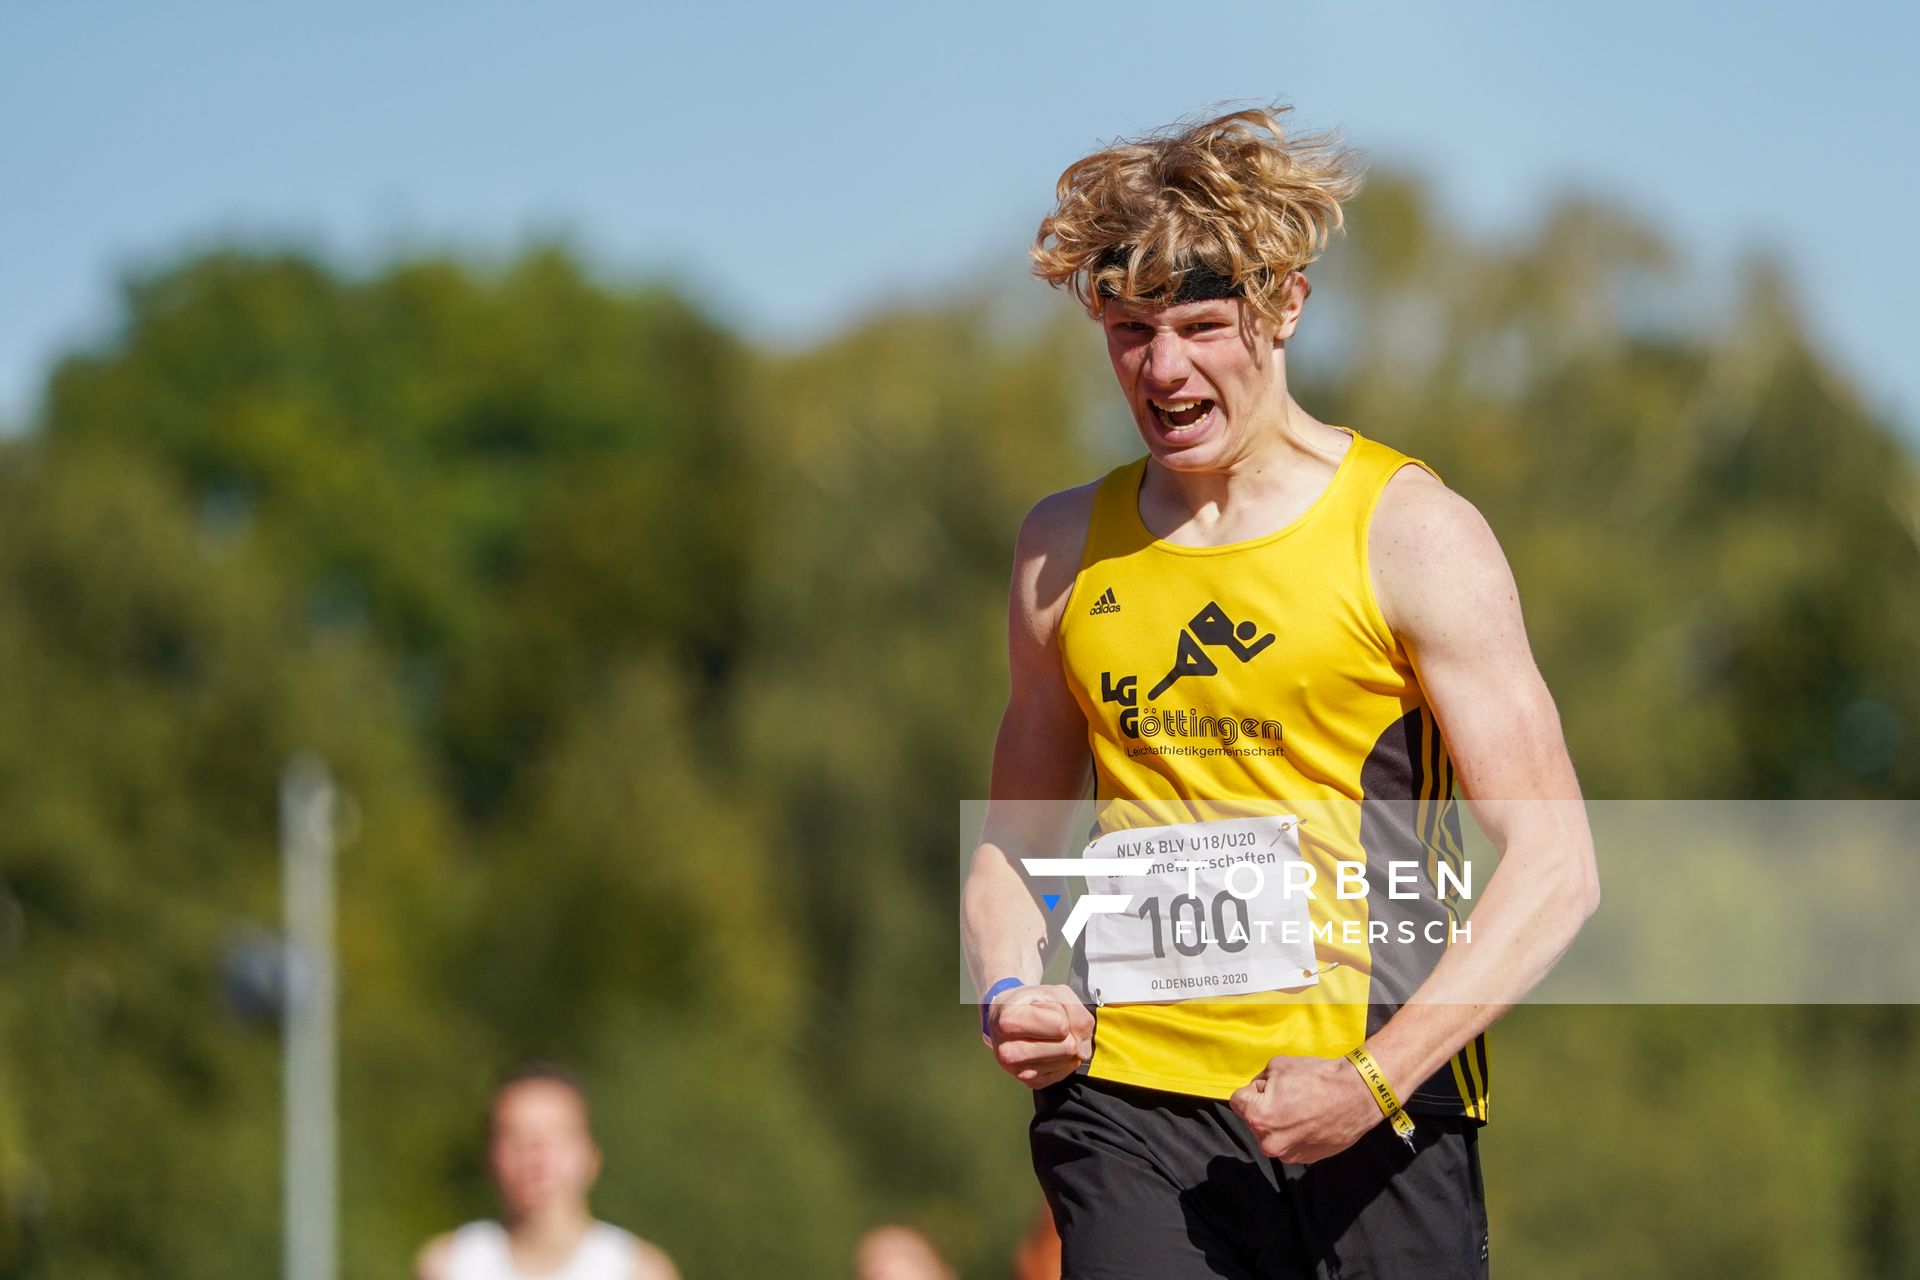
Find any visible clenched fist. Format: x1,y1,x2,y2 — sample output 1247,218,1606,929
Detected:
1228,1054,1380,1164
984,984,1094,1089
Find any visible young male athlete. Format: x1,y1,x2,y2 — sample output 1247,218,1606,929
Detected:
413,1063,679,1280
962,107,1600,1277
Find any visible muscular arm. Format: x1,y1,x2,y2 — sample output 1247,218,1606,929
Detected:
1231,463,1599,1161
960,484,1099,1083
1361,464,1601,1100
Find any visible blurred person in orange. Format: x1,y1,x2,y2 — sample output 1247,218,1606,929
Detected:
1009,1199,1061,1280
854,1223,955,1280
413,1063,679,1280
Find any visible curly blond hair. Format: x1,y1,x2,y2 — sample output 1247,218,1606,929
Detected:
1031,105,1366,324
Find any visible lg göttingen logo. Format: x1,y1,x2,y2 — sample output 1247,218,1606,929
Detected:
1101,600,1283,749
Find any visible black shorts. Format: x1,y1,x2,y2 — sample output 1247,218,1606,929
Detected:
1030,1075,1488,1280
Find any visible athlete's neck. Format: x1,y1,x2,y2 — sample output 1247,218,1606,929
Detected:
505,1203,594,1272
1138,403,1352,547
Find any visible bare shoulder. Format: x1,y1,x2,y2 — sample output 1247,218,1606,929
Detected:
412,1232,455,1280
1010,478,1102,643
627,1234,682,1280
1368,462,1519,643
1371,462,1499,563
1013,479,1101,569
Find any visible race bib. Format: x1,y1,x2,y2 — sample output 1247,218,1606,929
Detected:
1080,815,1319,1005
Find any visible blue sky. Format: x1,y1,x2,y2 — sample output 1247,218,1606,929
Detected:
3,0,1915,438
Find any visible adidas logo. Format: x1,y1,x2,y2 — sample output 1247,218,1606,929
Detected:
1089,587,1122,616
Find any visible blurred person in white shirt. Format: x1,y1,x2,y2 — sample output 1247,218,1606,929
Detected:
414,1063,678,1280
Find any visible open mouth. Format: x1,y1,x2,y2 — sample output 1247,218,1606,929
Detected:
1150,398,1216,433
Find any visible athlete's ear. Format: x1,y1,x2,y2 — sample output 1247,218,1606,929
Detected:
1272,271,1310,345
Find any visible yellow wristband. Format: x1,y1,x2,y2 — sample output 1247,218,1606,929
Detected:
1345,1046,1417,1150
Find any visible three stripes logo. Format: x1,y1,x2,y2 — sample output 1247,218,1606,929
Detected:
1089,587,1122,616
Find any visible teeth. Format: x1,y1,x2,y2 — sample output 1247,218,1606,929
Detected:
1153,399,1206,411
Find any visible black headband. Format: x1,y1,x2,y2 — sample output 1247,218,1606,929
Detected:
1094,246,1249,304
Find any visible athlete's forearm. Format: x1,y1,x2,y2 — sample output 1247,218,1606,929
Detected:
962,843,1052,994
1364,805,1599,1096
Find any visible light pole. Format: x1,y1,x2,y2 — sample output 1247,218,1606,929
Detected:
280,754,336,1280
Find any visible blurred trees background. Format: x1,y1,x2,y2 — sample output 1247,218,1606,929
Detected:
0,171,1916,1278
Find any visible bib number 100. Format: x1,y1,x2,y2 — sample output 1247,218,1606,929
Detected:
1079,814,1317,1004
1137,890,1252,957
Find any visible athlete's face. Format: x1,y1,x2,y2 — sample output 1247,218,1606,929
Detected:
1100,276,1305,470
488,1080,601,1221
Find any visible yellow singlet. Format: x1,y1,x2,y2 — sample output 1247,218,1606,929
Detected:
1055,426,1488,1121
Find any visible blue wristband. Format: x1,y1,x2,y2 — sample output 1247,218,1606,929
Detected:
979,977,1025,1037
